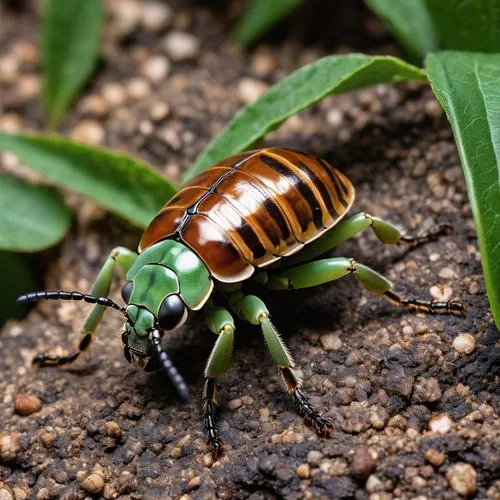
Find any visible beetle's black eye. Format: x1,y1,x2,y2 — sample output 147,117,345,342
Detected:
121,281,133,303
158,294,187,331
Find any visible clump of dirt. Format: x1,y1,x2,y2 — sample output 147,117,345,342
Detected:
1,1,498,498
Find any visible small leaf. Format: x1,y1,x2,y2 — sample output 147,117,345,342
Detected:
183,54,426,183
234,0,302,47
426,51,500,327
42,0,103,128
0,134,177,228
0,174,71,252
365,0,439,58
424,0,500,52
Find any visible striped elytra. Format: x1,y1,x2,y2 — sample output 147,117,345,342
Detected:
140,147,354,282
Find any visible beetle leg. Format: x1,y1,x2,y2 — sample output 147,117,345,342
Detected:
284,212,450,266
228,293,333,436
265,257,466,316
34,247,138,367
203,303,235,458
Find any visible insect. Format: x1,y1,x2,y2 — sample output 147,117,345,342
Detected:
18,147,465,457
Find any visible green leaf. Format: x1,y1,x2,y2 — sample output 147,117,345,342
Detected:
42,0,103,128
426,51,500,327
364,0,439,58
0,174,71,252
0,134,177,228
424,0,500,52
0,252,37,328
234,0,302,46
184,54,426,183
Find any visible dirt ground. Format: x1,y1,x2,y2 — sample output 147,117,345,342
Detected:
1,1,499,499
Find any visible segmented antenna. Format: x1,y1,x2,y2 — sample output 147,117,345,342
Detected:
17,291,126,314
150,328,189,401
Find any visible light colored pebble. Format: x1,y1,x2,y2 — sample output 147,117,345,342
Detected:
413,377,442,403
164,31,200,61
170,446,182,459
40,430,57,448
227,398,242,410
0,56,19,84
79,94,109,116
71,120,105,145
438,267,456,279
187,476,201,491
366,474,384,493
424,448,445,466
0,113,22,132
307,450,324,467
370,408,389,429
326,108,343,127
428,413,452,434
237,77,269,104
150,102,170,121
139,120,154,135
126,78,151,100
104,421,122,439
141,55,170,83
0,433,20,462
296,463,310,479
101,82,127,107
141,2,172,32
430,284,453,301
251,47,278,77
78,471,105,494
14,393,42,416
446,463,477,496
320,332,343,351
453,333,476,354
112,0,142,36
0,489,13,500
18,74,41,99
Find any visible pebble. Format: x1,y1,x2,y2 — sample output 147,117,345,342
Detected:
271,429,304,444
320,332,343,351
112,0,142,36
71,120,105,144
78,471,105,495
428,413,452,434
446,463,477,496
0,489,13,500
295,463,310,479
104,421,123,439
187,476,201,491
351,447,376,479
0,433,20,462
39,429,57,448
453,334,476,354
227,398,242,410
438,267,456,279
141,2,172,32
164,31,200,61
0,113,22,132
424,448,445,466
366,475,384,493
150,102,170,122
412,377,442,403
250,47,278,77
0,56,19,84
307,450,324,467
126,78,151,100
141,55,170,84
101,82,127,107
79,94,109,117
370,408,389,430
237,77,269,104
14,393,42,416
18,74,41,99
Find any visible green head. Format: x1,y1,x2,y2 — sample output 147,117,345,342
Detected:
120,240,213,370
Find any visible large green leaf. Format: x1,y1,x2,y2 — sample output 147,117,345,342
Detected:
42,0,103,128
424,0,500,52
183,54,426,183
234,0,302,46
0,174,71,252
364,0,439,58
0,134,177,228
426,51,500,327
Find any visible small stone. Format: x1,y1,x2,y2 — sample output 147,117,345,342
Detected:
14,393,42,416
307,450,324,467
251,47,278,77
241,395,254,405
366,475,384,493
0,113,22,133
428,412,452,434
296,463,310,479
320,332,343,351
187,476,201,491
164,31,200,61
112,0,142,36
104,421,123,439
237,77,268,104
446,463,477,496
203,453,214,468
170,446,182,459
141,2,172,32
453,334,476,355
0,489,13,500
413,377,442,403
18,74,41,99
424,448,445,466
150,102,170,122
438,267,456,279
0,433,21,462
101,82,127,107
79,94,109,116
126,78,151,100
0,56,19,83
72,120,105,145
227,398,242,410
370,408,389,430
40,429,57,448
351,447,376,480
78,471,105,494
141,55,170,84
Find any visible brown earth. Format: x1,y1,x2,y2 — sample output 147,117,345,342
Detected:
0,1,499,499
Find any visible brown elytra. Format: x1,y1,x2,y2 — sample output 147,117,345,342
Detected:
140,148,354,282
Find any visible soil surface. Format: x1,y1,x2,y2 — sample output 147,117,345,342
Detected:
1,1,499,499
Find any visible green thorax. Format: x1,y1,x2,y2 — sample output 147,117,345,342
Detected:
127,239,213,312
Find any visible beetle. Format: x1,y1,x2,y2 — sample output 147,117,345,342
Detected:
18,147,465,457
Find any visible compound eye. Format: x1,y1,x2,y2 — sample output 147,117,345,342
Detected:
121,280,133,303
158,294,187,331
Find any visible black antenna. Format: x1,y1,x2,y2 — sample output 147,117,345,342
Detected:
150,329,189,401
17,291,126,314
